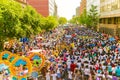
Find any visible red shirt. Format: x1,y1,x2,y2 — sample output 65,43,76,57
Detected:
70,63,76,72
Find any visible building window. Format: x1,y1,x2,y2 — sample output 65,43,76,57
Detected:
118,17,120,24
103,18,106,24
107,4,111,11
105,18,108,24
99,19,102,23
111,0,118,10
100,6,105,12
108,18,112,24
114,17,118,24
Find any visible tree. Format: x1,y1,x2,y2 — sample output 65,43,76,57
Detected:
87,5,99,31
0,0,23,49
78,9,87,25
71,5,99,30
0,0,43,50
0,0,59,50
69,16,79,25
58,17,67,25
41,16,58,31
20,5,42,37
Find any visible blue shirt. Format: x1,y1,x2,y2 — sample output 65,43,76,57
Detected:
115,66,120,77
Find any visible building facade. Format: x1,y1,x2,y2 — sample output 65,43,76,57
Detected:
54,2,58,17
99,0,120,36
86,0,100,13
27,0,49,17
48,0,55,16
16,0,57,17
76,6,80,16
80,0,86,15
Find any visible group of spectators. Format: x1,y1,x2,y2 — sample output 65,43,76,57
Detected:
43,27,120,80
2,26,120,80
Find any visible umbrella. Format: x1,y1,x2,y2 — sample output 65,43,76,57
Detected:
109,37,115,41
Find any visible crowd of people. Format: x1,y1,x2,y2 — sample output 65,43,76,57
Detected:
1,26,120,80
42,27,120,80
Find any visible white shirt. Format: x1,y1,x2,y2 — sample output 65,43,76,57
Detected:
99,48,103,54
84,68,90,75
57,69,60,73
51,74,57,80
68,71,72,79
67,60,71,69
77,62,81,69
46,72,50,80
102,65,106,70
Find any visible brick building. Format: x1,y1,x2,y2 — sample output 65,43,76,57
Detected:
16,0,57,17
80,0,86,15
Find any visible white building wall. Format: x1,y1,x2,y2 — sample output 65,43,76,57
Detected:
86,0,100,13
49,0,55,16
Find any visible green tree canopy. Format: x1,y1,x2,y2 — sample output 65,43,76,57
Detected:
58,17,67,25
0,0,23,39
0,0,59,50
69,5,99,30
69,16,79,24
41,16,59,31
0,0,59,37
87,5,99,30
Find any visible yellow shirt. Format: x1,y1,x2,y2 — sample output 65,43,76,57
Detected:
70,43,74,48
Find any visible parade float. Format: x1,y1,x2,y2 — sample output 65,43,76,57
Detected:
0,50,46,80
0,51,12,65
28,52,45,71
10,56,32,80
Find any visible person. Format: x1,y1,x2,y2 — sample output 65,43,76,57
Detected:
56,68,62,80
45,70,50,80
61,64,68,80
115,64,120,77
70,61,76,73
3,69,9,80
108,63,112,75
74,68,81,80
84,65,90,80
0,71,3,80
51,71,57,80
68,69,73,80
112,73,118,80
